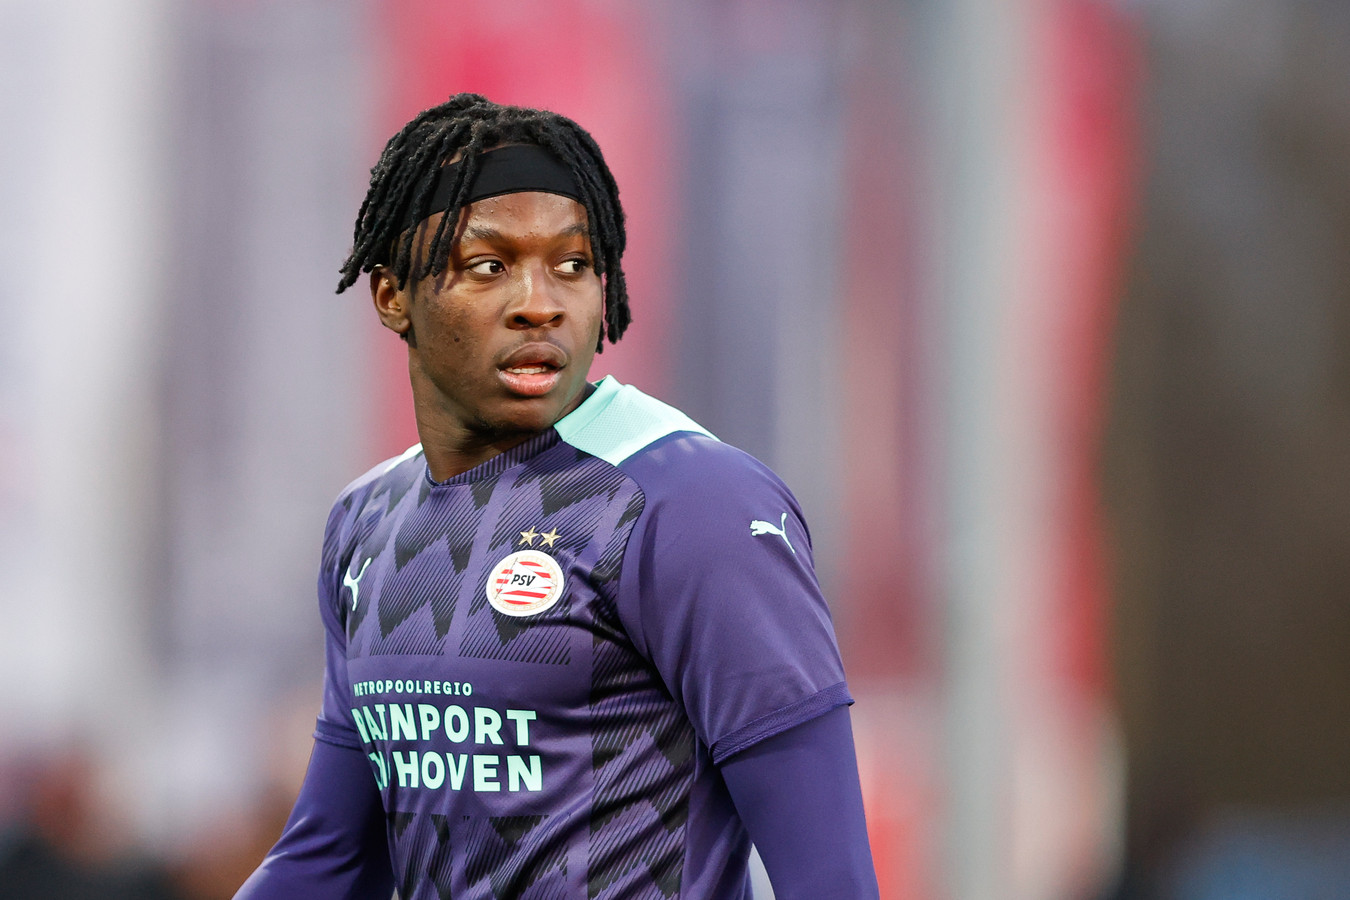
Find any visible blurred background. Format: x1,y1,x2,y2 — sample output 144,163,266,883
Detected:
2,0,1348,898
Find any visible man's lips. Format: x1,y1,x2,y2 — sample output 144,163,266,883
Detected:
499,342,566,371
497,343,566,396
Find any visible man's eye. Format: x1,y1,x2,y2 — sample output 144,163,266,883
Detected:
467,260,504,276
557,259,589,275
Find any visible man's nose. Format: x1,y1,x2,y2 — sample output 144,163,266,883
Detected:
508,265,565,328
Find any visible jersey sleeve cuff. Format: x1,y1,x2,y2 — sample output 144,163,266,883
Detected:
710,681,853,765
312,715,365,751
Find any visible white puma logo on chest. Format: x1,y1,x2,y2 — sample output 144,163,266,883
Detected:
344,558,372,610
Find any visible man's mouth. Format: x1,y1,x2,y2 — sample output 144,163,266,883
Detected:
497,343,569,397
498,356,564,397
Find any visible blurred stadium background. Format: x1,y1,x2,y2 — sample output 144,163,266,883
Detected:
2,0,1349,898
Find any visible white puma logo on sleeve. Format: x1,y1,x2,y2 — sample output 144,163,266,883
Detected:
749,512,795,554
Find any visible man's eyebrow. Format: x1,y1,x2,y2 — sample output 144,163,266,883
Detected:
459,220,590,244
459,224,505,244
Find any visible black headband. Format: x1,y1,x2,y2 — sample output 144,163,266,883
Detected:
420,144,582,223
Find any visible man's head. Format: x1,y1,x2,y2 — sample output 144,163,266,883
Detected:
337,93,631,350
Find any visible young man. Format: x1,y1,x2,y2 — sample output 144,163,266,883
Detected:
235,94,878,899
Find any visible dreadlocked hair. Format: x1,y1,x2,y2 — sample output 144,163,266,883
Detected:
337,93,631,350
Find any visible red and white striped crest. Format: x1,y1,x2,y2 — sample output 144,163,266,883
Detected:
485,550,565,617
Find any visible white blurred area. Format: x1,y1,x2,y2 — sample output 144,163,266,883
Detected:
1,0,377,881
0,0,172,825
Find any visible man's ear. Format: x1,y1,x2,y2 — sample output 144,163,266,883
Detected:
371,266,412,339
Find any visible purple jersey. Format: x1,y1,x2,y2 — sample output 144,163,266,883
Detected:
314,377,851,899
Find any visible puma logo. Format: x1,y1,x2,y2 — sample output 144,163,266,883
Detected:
749,512,795,554
343,558,372,610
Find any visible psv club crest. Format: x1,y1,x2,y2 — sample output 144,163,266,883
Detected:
486,549,566,617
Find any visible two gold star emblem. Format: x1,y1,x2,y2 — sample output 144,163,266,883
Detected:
519,527,561,548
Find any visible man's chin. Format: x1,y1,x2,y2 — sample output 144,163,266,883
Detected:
471,399,569,442
501,377,590,426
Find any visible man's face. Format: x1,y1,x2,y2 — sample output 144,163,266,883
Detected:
375,191,603,446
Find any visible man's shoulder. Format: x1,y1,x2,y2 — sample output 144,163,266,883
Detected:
621,429,775,493
333,443,426,509
555,376,715,468
558,378,786,504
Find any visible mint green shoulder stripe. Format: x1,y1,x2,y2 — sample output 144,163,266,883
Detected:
555,376,717,466
382,442,424,473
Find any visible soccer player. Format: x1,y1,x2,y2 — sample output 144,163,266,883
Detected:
235,94,878,899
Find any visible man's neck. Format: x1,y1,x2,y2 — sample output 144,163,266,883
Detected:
412,381,597,482
415,418,541,483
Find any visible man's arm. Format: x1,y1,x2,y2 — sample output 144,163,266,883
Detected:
720,706,880,899
234,737,393,900
613,435,877,894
